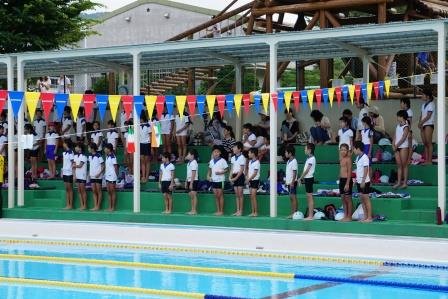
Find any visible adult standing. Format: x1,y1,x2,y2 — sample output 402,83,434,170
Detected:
57,75,71,94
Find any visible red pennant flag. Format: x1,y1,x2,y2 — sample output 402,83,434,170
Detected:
335,87,342,107
292,91,300,111
216,95,226,118
82,94,95,121
270,92,278,112
156,95,165,120
355,84,361,104
315,89,322,109
187,95,196,119
40,93,54,122
242,94,250,113
122,95,134,120
373,82,379,100
0,90,7,114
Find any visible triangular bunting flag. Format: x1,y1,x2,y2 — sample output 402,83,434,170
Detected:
355,84,361,104
108,95,121,122
253,94,261,113
122,95,133,121
341,85,348,103
196,95,205,116
271,92,278,112
155,95,165,120
328,88,335,108
54,93,68,120
243,94,250,113
127,126,135,154
40,93,54,122
292,91,300,111
284,91,292,112
373,82,379,100
300,90,308,108
25,92,40,121
133,95,145,120
277,91,284,113
379,81,385,99
206,95,216,118
176,96,187,117
307,89,315,110
151,121,162,148
348,85,355,104
216,95,226,118
315,89,322,109
367,83,373,102
225,94,234,117
261,93,269,113
384,79,391,97
69,94,83,121
322,88,328,107
234,94,242,117
82,94,95,121
335,87,342,107
145,95,157,120
0,90,7,113
165,95,175,116
187,95,197,118
96,95,109,121
361,83,368,104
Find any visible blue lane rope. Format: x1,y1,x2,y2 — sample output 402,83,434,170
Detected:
383,261,448,270
293,274,448,293
204,296,248,299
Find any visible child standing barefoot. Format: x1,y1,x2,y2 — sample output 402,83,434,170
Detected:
339,143,353,221
62,139,74,209
229,142,246,216
159,152,175,214
353,141,372,222
400,97,413,163
185,149,199,215
393,110,410,189
88,143,104,211
298,143,316,220
73,143,88,210
104,143,118,211
284,145,298,219
207,146,228,216
45,123,59,178
246,148,260,217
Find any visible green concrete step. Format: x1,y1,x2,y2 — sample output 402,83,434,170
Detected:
400,209,436,223
408,199,438,209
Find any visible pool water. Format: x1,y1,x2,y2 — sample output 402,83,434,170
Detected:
0,242,447,299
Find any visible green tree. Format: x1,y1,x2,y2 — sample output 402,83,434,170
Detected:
0,0,100,54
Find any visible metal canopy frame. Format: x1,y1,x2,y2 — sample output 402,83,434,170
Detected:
0,19,446,221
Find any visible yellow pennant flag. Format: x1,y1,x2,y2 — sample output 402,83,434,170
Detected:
284,91,292,111
25,92,40,121
206,95,216,118
328,88,335,107
367,83,373,103
384,80,391,97
261,93,269,113
69,94,83,122
234,94,242,117
108,95,121,122
307,89,315,110
145,95,157,120
349,85,355,105
175,96,187,117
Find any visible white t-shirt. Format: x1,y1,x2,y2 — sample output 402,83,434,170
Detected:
357,107,370,130
91,131,103,151
421,101,435,126
248,159,260,180
361,128,373,145
355,154,370,183
46,132,59,146
209,158,228,182
244,133,257,149
33,118,46,139
303,156,316,178
62,117,73,137
187,159,199,182
140,124,151,144
285,158,298,185
32,133,39,150
175,114,190,137
160,113,174,135
0,135,7,155
395,124,409,148
89,153,104,179
62,150,74,176
160,162,175,181
230,154,246,175
57,77,71,94
76,117,86,138
106,131,119,150
0,121,7,135
406,108,413,121
73,153,87,180
254,136,265,149
105,154,118,182
338,128,353,149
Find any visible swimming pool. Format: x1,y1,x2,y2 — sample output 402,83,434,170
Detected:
0,239,447,299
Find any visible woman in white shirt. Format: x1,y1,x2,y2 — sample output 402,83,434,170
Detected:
207,146,228,216
418,89,435,165
174,107,191,162
393,110,410,190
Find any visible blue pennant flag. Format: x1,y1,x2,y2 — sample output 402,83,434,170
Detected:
165,95,175,116
300,90,308,107
253,94,261,113
379,81,385,99
96,95,108,121
342,85,349,102
8,91,24,119
322,88,329,107
225,94,234,117
196,95,206,115
133,95,144,119
54,93,69,120
361,83,368,101
277,91,284,112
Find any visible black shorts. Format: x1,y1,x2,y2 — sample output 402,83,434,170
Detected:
29,149,39,158
77,137,85,142
140,143,151,156
339,178,353,196
287,181,298,194
212,181,224,189
249,180,260,189
106,180,116,185
422,124,435,130
187,180,199,192
90,178,102,184
303,177,314,194
63,175,73,183
161,181,172,194
357,182,371,194
231,173,245,187
76,179,86,184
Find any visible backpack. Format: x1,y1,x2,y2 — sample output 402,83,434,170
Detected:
324,204,337,220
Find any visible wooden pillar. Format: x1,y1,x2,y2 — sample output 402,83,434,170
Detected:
263,12,274,92
377,2,387,80
296,61,305,90
319,10,329,88
187,34,195,95
108,72,116,95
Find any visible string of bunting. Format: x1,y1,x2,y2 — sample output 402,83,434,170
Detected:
0,80,392,122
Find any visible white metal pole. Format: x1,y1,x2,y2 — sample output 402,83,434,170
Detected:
6,57,15,208
234,64,243,141
132,53,141,213
362,56,370,83
17,59,25,207
269,42,278,217
437,24,446,220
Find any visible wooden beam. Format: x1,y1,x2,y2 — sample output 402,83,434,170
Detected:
320,10,329,88
204,12,250,38
324,11,341,28
263,12,274,92
377,2,387,81
306,11,320,30
215,0,239,18
246,0,261,35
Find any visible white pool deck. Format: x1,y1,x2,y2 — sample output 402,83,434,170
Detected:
0,219,447,264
